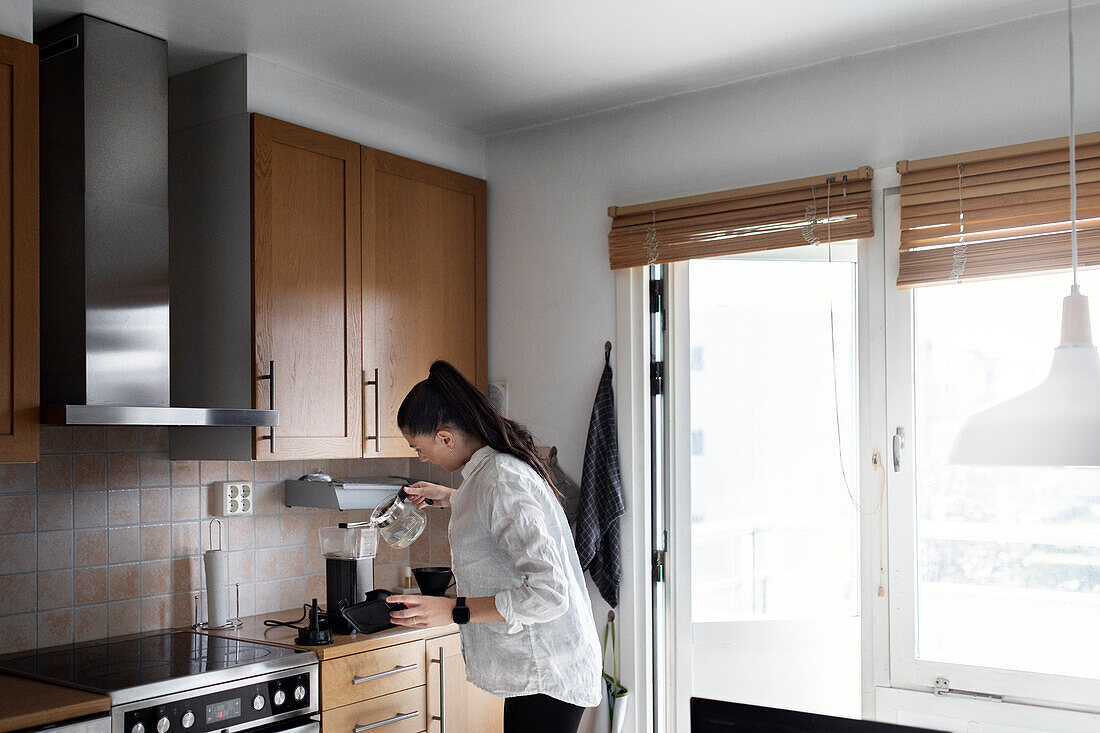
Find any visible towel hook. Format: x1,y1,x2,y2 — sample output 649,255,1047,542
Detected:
604,341,612,364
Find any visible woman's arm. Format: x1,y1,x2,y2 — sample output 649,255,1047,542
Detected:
404,481,455,508
388,595,503,627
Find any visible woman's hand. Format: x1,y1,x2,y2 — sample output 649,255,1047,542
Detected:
388,595,455,628
404,481,454,508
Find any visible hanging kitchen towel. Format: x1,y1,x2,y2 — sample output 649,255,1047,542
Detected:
576,343,626,607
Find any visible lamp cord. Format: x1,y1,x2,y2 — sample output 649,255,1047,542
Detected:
1069,0,1079,289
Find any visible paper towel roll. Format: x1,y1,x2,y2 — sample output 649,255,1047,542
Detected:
204,549,230,627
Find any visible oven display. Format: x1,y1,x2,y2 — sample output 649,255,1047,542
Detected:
205,698,242,724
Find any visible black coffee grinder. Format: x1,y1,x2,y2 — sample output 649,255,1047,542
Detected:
318,523,377,634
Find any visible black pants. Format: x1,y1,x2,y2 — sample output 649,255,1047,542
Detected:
503,693,586,733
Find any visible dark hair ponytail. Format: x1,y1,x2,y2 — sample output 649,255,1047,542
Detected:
398,361,560,500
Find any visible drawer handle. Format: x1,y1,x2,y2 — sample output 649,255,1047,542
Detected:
430,646,445,733
353,711,418,732
352,663,418,684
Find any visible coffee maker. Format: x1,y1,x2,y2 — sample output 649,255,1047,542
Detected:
318,523,377,634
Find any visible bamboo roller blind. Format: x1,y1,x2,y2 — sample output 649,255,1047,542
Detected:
897,131,1100,288
607,167,875,270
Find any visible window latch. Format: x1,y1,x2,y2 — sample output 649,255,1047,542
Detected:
892,426,905,472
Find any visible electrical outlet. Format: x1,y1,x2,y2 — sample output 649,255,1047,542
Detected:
212,481,253,516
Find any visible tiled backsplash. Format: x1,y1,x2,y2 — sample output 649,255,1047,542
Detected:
0,426,457,653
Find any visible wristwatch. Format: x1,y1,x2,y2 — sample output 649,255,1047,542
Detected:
452,597,470,625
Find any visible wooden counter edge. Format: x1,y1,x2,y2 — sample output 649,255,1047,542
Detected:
0,674,110,733
192,609,459,660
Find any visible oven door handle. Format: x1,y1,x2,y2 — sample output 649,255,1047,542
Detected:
353,711,418,731
265,721,320,733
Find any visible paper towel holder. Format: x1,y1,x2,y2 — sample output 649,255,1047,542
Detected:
193,519,244,630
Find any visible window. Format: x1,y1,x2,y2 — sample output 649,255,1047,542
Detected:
886,194,1100,706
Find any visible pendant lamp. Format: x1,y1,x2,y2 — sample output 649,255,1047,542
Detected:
949,0,1100,466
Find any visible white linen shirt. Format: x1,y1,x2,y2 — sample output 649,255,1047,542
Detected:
448,445,603,707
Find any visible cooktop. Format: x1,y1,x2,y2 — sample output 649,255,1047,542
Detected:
0,631,302,693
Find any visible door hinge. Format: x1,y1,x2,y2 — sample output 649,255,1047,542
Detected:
649,279,663,314
933,678,1002,702
652,549,666,582
650,361,665,396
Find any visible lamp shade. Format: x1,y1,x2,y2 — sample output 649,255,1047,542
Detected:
950,290,1100,466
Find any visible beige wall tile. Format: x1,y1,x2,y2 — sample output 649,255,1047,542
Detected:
171,486,200,521
141,560,171,596
107,427,140,452
227,518,254,551
254,461,280,482
235,582,256,618
73,491,107,529
199,461,228,485
139,453,171,488
278,460,305,480
140,427,169,452
227,461,253,482
37,609,73,647
74,454,107,491
254,516,282,548
74,603,108,642
251,481,284,516
228,550,254,585
107,598,141,637
279,577,306,612
0,613,36,652
172,522,200,556
74,527,108,567
38,569,73,610
141,524,172,560
107,453,140,490
0,495,35,534
172,592,197,628
40,426,74,455
141,595,172,632
254,548,280,580
37,492,73,531
305,573,325,602
108,489,141,526
279,515,305,544
37,455,73,493
108,526,140,564
171,460,200,486
0,573,36,614
74,566,107,605
74,529,107,567
140,488,171,523
38,530,73,571
254,581,282,615
171,556,201,594
0,464,36,494
409,538,430,564
109,563,140,600
73,427,106,453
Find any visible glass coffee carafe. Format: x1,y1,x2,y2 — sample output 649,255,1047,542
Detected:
369,486,431,549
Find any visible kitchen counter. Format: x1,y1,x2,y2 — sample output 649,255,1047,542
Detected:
0,673,110,733
197,608,461,660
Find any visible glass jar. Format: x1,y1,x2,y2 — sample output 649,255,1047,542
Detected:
370,486,427,549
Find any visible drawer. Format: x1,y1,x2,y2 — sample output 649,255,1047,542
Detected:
322,640,426,709
424,632,460,660
320,686,426,733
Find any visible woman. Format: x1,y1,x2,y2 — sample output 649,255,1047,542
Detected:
388,360,603,733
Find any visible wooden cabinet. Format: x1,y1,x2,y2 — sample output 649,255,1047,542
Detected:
0,34,38,463
251,114,363,460
425,633,503,733
361,149,487,457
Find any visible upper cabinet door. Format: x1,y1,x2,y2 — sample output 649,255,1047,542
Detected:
0,35,38,463
362,149,487,457
251,114,363,459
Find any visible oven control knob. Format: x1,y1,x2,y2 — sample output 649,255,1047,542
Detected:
131,724,145,733
181,711,195,729
273,689,286,706
293,685,306,701
156,717,170,733
252,694,265,711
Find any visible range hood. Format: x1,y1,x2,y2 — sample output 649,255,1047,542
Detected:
37,15,277,428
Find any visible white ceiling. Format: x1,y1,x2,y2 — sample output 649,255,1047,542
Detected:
30,0,1092,135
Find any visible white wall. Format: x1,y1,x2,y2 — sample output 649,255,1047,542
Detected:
0,1,31,41
485,7,1100,731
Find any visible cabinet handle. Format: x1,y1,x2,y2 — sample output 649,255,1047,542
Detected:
352,663,417,684
364,367,380,453
258,360,275,453
430,646,445,733
352,711,418,732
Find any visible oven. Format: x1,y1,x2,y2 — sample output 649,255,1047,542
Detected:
0,632,318,733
